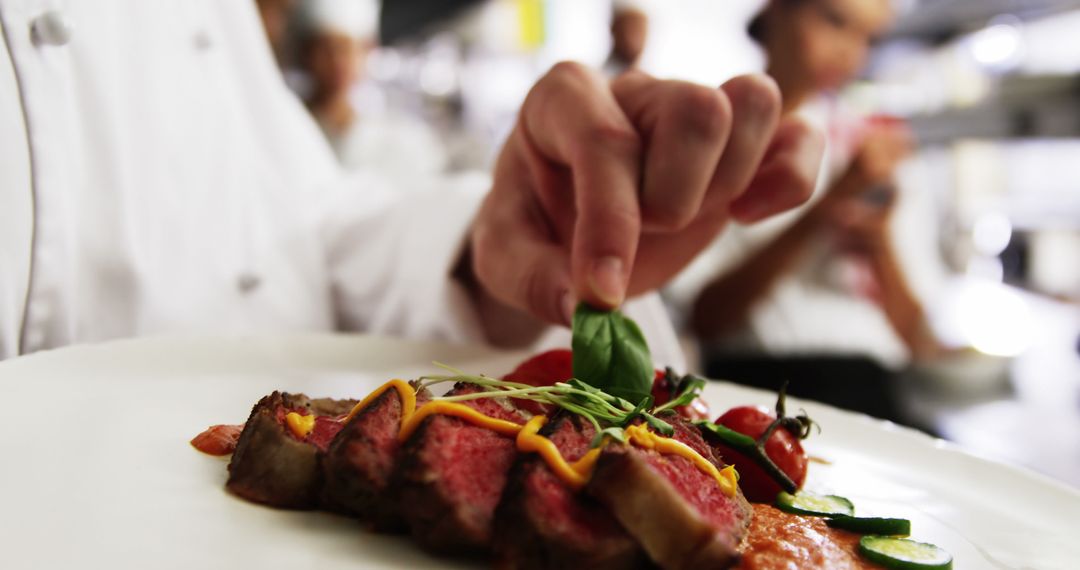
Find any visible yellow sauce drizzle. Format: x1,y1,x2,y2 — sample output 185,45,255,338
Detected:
284,412,315,438
398,401,524,441
516,416,602,490
342,379,417,425
342,380,736,496
624,424,739,497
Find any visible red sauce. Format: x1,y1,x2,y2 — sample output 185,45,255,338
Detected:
190,424,244,456
736,504,883,570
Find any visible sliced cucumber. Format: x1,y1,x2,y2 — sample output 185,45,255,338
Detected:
859,536,953,570
775,491,855,517
827,515,910,535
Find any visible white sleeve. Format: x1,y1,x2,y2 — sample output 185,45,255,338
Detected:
317,170,492,344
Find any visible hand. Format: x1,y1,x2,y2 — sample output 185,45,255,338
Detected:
851,120,913,185
826,191,894,257
469,62,824,327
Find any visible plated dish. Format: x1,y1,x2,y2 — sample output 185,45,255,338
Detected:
1,332,1078,569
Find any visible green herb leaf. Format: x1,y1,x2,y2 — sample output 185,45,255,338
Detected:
571,303,654,404
643,413,674,436
592,426,627,447
654,374,707,413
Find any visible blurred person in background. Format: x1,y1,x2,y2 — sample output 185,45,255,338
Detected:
298,0,448,176
670,0,944,420
255,0,298,65
0,0,823,364
605,0,650,76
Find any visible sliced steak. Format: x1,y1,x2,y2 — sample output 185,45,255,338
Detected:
394,383,533,554
226,392,356,509
493,413,652,570
320,382,429,530
586,417,753,570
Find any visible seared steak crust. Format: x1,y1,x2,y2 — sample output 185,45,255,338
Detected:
493,413,652,570
226,392,355,509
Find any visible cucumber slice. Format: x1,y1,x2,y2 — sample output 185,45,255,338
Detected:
827,515,911,535
775,491,855,517
859,536,953,570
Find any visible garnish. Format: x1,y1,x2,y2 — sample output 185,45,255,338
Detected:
407,366,726,492
858,536,953,570
698,421,799,493
417,366,679,446
775,491,855,517
696,382,815,496
653,372,707,415
571,303,654,404
827,515,911,536
775,491,948,567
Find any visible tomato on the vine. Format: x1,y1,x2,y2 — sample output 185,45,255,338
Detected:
713,406,808,503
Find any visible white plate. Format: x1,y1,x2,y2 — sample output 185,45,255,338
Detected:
1,334,1076,570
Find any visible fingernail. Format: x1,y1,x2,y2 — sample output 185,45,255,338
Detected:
560,290,577,327
589,256,625,307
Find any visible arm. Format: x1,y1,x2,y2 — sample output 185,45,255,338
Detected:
690,210,817,339
842,192,943,360
690,162,875,339
863,234,940,359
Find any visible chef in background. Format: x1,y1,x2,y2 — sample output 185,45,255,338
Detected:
604,0,650,76
299,0,448,176
668,0,946,419
0,0,821,369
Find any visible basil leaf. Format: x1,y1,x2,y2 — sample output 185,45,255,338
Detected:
571,303,654,404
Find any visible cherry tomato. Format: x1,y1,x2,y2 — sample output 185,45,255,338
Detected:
713,406,807,503
651,371,710,421
503,349,573,386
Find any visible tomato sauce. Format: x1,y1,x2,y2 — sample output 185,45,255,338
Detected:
736,504,882,570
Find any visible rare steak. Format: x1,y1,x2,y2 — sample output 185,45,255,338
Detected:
394,383,533,554
493,413,651,570
320,382,429,530
587,417,753,570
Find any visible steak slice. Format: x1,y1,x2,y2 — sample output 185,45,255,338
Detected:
394,383,533,554
493,413,652,570
226,392,356,509
320,382,430,530
586,417,753,570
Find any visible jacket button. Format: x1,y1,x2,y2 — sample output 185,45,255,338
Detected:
237,273,261,294
30,10,73,47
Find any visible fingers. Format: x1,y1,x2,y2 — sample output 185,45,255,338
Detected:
475,63,824,326
471,144,576,326
612,71,733,231
729,114,824,223
520,62,643,308
700,74,782,214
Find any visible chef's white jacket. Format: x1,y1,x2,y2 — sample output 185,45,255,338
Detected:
0,0,683,368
